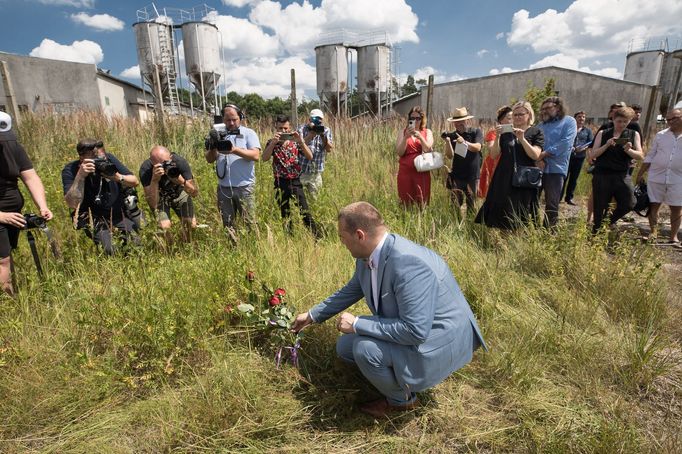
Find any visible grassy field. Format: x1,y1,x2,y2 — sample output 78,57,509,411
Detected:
1,112,680,453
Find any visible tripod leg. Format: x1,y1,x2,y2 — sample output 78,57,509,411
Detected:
26,230,43,277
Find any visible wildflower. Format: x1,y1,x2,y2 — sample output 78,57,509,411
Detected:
224,305,234,313
274,288,286,297
246,271,256,282
269,295,281,306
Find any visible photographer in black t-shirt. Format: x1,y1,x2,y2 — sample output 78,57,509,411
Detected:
0,112,53,296
442,107,483,214
62,138,140,255
139,145,198,242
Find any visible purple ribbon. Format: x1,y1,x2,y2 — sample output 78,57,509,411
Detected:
275,338,301,369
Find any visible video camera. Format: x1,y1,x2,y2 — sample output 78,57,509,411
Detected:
22,213,47,230
93,157,117,177
441,131,460,140
207,124,242,154
161,160,181,178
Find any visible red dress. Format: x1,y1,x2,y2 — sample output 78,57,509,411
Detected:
478,129,499,198
397,128,431,206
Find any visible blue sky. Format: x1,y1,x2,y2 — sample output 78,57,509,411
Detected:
1,0,680,100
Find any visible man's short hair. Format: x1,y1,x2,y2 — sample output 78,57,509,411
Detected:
574,111,586,118
77,138,103,155
631,104,642,113
496,106,512,122
275,114,289,124
338,202,384,235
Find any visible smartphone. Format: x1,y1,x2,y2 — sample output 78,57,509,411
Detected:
500,124,514,134
279,132,295,141
408,119,416,129
614,137,630,146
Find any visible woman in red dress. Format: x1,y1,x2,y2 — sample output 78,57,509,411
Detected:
395,106,434,207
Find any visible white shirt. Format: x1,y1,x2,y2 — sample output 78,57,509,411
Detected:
644,128,682,185
368,232,389,312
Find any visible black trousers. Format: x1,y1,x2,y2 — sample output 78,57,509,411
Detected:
86,217,140,256
274,177,319,237
592,173,634,233
447,176,478,214
562,154,585,202
542,173,565,228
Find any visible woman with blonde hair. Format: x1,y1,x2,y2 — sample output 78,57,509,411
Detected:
396,106,434,207
475,101,544,229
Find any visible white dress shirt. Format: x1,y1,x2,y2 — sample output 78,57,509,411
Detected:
644,128,682,185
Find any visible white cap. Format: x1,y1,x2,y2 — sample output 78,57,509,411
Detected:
309,108,324,119
0,111,11,133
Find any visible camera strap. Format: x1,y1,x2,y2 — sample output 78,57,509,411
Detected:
25,230,43,277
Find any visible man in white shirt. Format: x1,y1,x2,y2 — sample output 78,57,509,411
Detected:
636,109,682,246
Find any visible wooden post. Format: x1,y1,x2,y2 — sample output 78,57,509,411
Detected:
0,60,21,126
290,69,297,127
426,74,435,128
153,65,166,142
643,84,659,140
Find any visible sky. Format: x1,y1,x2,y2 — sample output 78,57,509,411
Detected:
1,0,681,101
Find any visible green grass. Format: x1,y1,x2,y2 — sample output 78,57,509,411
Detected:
0,112,680,453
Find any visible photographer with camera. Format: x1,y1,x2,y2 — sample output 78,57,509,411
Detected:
263,114,320,237
205,104,260,232
296,108,333,200
442,107,483,215
62,139,140,255
0,112,53,296
140,145,198,241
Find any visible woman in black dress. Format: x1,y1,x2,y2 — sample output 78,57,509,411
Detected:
475,101,544,230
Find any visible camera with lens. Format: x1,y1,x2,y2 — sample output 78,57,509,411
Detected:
441,131,460,140
207,124,242,154
23,213,47,230
310,125,325,134
161,160,181,178
93,157,117,177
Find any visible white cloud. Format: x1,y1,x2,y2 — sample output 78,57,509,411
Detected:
29,38,103,64
477,49,489,58
204,11,279,58
70,12,124,31
507,1,682,60
120,65,140,79
495,32,504,40
222,0,261,6
221,56,317,99
36,0,94,7
249,0,324,51
396,66,462,86
489,67,514,75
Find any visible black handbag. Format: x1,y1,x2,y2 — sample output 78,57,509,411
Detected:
511,140,543,189
633,183,650,217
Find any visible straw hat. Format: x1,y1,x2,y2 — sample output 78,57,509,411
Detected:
447,107,474,122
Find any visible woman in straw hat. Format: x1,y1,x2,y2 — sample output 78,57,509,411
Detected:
475,101,544,229
396,106,434,208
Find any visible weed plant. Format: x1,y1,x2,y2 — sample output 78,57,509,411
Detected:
0,111,680,452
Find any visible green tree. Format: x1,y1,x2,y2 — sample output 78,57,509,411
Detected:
511,78,557,116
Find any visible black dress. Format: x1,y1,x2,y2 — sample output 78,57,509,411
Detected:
475,126,544,230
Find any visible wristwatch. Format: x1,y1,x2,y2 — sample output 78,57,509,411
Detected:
118,175,124,183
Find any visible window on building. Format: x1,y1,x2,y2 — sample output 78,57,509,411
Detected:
105,96,110,106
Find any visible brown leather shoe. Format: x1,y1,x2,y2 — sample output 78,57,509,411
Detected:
358,398,420,418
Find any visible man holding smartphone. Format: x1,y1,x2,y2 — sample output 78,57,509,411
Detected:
297,109,333,200
263,114,320,237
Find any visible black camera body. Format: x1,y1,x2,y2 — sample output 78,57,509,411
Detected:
208,124,242,154
441,131,460,140
23,213,47,230
93,157,117,177
310,125,325,134
162,160,181,178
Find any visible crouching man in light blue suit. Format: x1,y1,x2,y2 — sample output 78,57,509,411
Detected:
291,202,486,418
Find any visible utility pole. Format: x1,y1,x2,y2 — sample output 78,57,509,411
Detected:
0,60,21,126
290,69,297,127
426,74,434,128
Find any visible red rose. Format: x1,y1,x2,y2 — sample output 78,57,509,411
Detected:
269,296,281,306
246,271,256,282
224,305,234,313
274,288,286,297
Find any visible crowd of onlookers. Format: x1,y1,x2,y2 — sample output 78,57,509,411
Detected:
0,97,680,297
396,98,681,246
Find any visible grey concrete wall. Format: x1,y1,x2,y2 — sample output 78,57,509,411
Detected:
0,52,100,112
393,66,655,127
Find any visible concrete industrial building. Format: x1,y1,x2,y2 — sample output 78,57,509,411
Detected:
391,66,656,130
0,51,153,121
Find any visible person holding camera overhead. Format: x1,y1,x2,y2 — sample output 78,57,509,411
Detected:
0,112,53,296
263,114,320,238
442,107,483,215
297,108,333,200
62,138,140,255
396,106,434,208
475,101,544,230
205,104,260,232
139,145,198,242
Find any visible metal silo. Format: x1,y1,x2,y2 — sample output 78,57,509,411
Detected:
357,44,390,115
181,21,221,112
623,50,665,86
133,19,180,113
315,44,348,116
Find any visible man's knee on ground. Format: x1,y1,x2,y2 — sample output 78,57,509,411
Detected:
352,336,385,367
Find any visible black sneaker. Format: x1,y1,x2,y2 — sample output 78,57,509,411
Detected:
566,200,577,206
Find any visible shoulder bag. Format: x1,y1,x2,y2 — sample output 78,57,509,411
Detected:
511,138,542,189
414,149,444,172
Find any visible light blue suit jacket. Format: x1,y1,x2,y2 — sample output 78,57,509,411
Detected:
310,233,486,392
